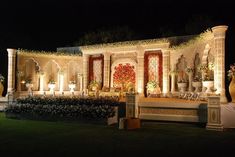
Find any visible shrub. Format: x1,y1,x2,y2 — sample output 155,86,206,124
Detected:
6,96,120,120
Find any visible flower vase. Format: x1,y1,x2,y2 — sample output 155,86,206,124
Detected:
202,81,214,93
177,82,187,92
229,77,235,103
0,82,4,97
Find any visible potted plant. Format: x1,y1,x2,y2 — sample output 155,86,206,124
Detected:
25,78,33,88
192,76,202,92
0,74,5,97
177,79,187,92
89,80,99,91
228,63,235,102
48,79,56,93
24,78,33,95
199,63,214,93
69,80,76,92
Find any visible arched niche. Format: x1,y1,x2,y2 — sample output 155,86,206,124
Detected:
175,55,188,83
22,58,40,91
67,61,82,91
43,60,61,91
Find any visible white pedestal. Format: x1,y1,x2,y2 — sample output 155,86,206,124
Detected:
206,96,223,131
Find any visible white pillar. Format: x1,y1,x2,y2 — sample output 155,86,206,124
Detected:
59,73,64,94
77,73,83,92
80,75,83,92
7,48,17,95
212,25,228,103
188,72,193,92
83,54,89,91
39,72,44,94
103,52,110,88
171,73,176,93
137,46,145,97
162,50,170,96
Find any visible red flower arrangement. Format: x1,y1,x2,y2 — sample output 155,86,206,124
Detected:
113,63,135,91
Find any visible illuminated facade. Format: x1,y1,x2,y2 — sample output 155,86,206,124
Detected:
5,25,228,102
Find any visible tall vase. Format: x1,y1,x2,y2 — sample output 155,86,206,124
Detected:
229,76,235,103
0,82,4,97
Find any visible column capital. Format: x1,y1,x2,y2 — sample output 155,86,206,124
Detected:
7,48,17,56
39,71,45,76
136,46,145,58
83,54,90,59
162,50,170,57
212,25,228,38
103,52,111,60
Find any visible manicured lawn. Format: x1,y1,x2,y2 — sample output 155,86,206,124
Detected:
0,112,235,157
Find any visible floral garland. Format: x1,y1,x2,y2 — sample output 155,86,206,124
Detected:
18,49,82,57
170,29,213,50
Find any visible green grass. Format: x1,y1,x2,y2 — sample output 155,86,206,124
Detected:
0,112,235,157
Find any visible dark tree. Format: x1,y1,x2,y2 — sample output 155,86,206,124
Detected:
73,26,137,46
184,14,216,35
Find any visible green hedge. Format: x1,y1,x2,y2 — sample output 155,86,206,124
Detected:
6,97,120,120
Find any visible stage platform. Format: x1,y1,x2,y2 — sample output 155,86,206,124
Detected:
137,98,208,123
221,103,235,128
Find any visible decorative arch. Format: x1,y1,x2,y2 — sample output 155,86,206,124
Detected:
43,60,61,91
67,60,82,91
22,58,41,90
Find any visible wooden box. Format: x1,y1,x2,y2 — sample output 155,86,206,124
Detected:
126,118,141,130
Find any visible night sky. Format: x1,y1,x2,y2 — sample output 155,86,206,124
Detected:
0,0,234,79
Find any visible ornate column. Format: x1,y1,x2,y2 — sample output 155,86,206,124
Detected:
162,50,170,96
83,54,89,91
39,72,44,94
7,49,17,96
103,52,110,88
137,46,145,97
212,25,228,103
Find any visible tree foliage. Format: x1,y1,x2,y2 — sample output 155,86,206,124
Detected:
73,26,137,46
184,14,216,35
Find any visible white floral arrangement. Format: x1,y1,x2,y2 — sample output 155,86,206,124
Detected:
146,81,158,91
